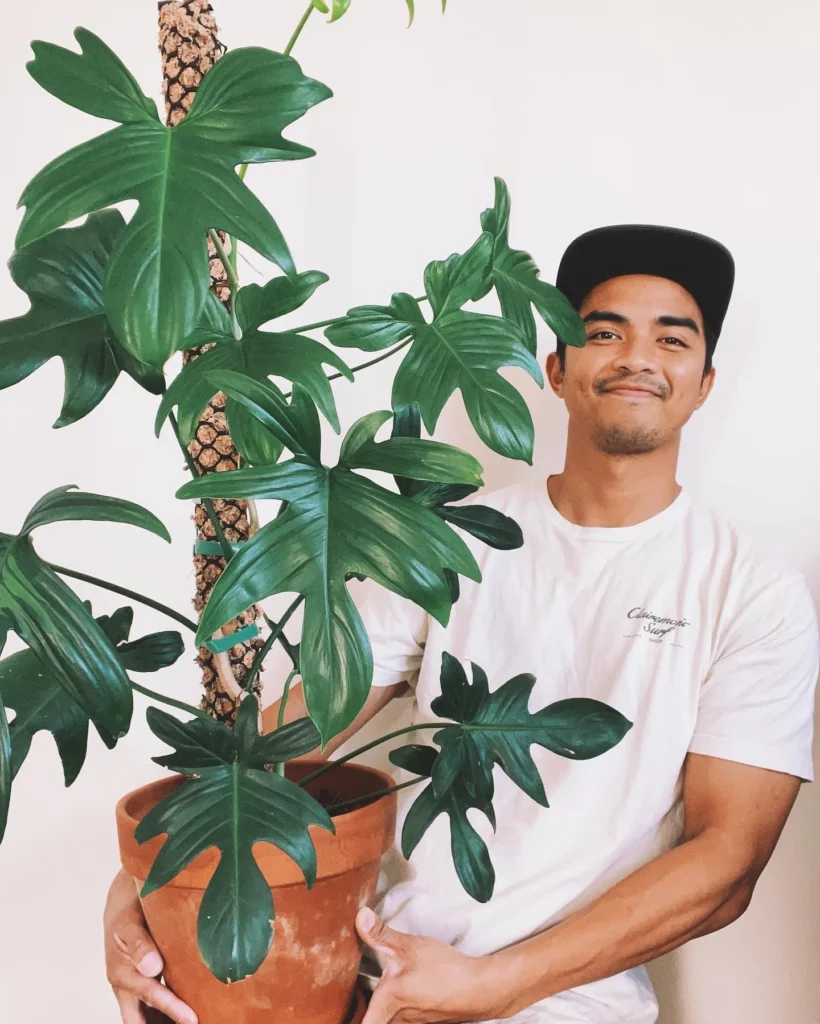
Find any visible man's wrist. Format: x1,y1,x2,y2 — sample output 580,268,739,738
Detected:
477,948,533,1021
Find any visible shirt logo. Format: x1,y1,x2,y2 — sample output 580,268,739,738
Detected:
625,607,691,646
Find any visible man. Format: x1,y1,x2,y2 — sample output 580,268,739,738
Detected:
105,225,819,1024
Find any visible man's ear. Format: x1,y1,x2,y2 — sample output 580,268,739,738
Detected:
696,365,716,409
546,351,565,398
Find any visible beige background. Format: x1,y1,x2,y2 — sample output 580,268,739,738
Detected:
1,0,818,1021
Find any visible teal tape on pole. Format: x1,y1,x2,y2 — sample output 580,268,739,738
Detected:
204,622,259,654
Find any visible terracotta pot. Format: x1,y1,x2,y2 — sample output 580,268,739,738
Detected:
117,761,395,1024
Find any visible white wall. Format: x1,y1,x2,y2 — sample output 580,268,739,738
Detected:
1,1,818,1021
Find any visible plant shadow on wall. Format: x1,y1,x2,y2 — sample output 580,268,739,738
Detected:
0,3,631,1021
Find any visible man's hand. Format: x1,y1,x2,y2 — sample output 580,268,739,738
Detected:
104,868,197,1024
356,908,508,1024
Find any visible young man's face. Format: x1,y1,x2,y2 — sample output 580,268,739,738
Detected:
547,273,715,455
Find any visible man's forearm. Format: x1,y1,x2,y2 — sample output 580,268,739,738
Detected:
489,829,755,1018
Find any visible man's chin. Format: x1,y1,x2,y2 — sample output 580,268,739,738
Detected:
593,423,665,455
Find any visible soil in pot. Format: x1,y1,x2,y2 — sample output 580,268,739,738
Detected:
117,761,397,1024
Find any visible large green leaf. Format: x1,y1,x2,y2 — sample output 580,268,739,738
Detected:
431,654,632,807
390,655,631,902
20,485,170,542
390,743,496,904
139,700,333,982
0,537,132,739
176,416,483,742
476,178,586,354
18,30,332,367
0,210,163,427
325,234,544,463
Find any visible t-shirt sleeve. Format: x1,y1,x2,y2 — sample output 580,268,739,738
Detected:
689,570,819,781
349,576,428,690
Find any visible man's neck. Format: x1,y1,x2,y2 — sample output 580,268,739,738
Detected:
547,432,682,528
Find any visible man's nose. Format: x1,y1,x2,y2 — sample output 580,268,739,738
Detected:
612,335,660,376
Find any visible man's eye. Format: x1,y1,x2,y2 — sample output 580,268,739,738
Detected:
660,337,687,347
588,330,618,341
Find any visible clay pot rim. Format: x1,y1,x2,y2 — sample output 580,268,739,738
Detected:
116,759,399,889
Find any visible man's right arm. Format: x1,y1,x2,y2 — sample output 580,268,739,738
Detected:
105,680,408,1024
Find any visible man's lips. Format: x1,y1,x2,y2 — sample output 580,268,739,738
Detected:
599,382,665,399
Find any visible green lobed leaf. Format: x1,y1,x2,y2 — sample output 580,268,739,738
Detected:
20,484,170,542
207,371,322,462
116,631,184,673
27,27,157,123
431,654,632,807
236,271,329,333
424,233,493,318
176,456,480,743
0,537,132,739
478,178,586,353
339,411,484,487
0,210,164,427
19,36,332,367
325,293,425,353
157,328,350,445
0,605,143,787
140,699,333,982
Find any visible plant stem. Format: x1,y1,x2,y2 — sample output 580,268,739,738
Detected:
130,679,212,722
275,667,299,776
50,564,198,634
208,229,242,341
245,596,304,693
277,669,298,730
262,611,300,669
284,3,316,56
298,723,441,787
168,411,234,563
328,777,422,815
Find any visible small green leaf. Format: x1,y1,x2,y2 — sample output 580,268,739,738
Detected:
389,743,437,777
236,271,329,332
424,233,493,318
479,178,586,353
405,0,416,25
147,706,237,771
325,293,425,353
117,631,184,673
436,502,523,550
20,484,170,542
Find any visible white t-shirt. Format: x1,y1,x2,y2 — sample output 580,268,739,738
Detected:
352,479,819,1024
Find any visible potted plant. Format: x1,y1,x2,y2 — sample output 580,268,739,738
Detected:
0,4,633,1023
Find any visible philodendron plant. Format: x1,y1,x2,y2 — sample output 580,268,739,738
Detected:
0,6,632,986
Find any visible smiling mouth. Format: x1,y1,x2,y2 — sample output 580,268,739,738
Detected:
602,387,662,399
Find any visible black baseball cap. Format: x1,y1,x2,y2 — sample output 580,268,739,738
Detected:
556,225,735,350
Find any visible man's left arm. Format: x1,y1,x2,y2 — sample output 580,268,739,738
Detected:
357,753,801,1024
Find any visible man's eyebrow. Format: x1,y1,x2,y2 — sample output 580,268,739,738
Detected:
656,315,700,335
582,310,629,324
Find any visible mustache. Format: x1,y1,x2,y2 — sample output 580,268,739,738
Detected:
594,372,670,400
